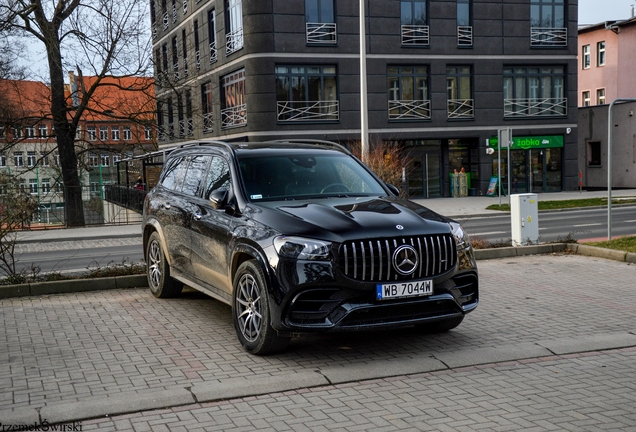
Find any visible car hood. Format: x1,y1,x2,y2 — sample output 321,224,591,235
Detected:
247,196,453,243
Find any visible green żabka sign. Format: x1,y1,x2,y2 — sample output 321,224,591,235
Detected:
488,135,563,150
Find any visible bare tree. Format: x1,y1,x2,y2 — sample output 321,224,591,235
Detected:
0,0,152,226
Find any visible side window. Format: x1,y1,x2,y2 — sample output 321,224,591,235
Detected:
160,156,186,190
181,155,211,196
204,156,231,199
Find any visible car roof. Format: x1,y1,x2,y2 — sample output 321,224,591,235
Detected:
166,139,351,159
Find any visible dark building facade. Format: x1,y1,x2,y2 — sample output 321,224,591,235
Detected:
151,0,579,197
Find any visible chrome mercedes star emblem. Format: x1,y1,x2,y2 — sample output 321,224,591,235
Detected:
393,245,419,275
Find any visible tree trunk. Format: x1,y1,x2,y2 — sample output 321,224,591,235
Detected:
46,29,86,227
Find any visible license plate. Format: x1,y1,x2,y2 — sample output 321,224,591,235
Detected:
376,279,433,300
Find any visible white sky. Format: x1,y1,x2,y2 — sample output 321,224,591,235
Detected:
579,0,635,25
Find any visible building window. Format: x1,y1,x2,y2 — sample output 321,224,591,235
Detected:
0,153,6,167
401,0,428,46
157,101,165,140
26,126,36,138
275,65,338,122
225,0,243,55
167,98,174,137
111,127,120,141
182,28,189,76
582,91,591,106
14,152,24,167
457,0,472,46
87,126,97,141
208,9,217,64
162,43,169,75
171,35,179,80
27,151,37,167
113,154,121,164
597,41,606,66
503,66,566,117
194,19,201,70
305,0,336,44
99,126,108,141
145,125,152,140
446,66,473,119
12,127,23,139
221,69,247,128
201,82,214,133
587,141,601,167
38,124,48,137
597,88,605,105
582,45,590,69
101,154,110,167
123,126,132,140
40,152,50,166
530,0,566,46
29,179,38,195
177,93,185,138
185,89,194,136
41,178,51,193
387,66,430,120
89,153,98,167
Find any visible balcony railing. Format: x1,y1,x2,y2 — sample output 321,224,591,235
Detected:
183,0,187,14
186,118,194,136
172,4,177,23
152,24,157,39
173,62,179,80
388,100,431,120
195,50,201,70
457,26,473,46
221,104,247,129
203,112,214,133
277,100,339,122
530,27,567,46
226,28,244,55
401,25,429,46
183,57,188,77
306,22,337,44
447,99,474,119
178,119,186,138
163,12,169,30
210,41,217,64
504,98,567,117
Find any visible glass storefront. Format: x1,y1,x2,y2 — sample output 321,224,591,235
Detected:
490,135,563,194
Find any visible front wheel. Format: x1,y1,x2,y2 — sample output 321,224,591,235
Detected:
146,231,183,298
232,260,290,355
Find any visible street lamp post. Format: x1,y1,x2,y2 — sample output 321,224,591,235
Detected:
359,0,369,163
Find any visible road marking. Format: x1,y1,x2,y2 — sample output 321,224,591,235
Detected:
625,220,636,223
473,231,507,236
573,223,602,227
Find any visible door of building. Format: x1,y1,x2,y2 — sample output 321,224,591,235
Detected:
409,150,441,198
530,149,545,192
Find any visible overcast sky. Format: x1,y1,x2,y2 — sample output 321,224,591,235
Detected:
579,0,635,25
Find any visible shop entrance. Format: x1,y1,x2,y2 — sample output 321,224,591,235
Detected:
407,147,442,198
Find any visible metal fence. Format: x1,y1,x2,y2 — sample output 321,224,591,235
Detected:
2,185,145,230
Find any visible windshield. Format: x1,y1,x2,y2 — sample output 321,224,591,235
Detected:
238,152,387,201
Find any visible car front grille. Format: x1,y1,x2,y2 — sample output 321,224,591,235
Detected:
339,234,457,282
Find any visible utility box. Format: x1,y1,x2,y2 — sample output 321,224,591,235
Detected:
511,193,539,246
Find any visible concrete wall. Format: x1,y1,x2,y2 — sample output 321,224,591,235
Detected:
578,101,636,188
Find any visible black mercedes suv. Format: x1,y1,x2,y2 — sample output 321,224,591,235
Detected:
142,140,478,354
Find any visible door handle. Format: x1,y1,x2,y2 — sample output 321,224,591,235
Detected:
163,202,171,210
193,212,202,220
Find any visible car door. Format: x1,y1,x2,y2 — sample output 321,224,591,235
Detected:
190,155,234,295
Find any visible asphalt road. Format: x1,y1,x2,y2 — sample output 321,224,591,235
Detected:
458,205,636,243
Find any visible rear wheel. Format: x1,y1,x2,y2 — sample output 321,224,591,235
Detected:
146,232,183,298
416,316,464,333
232,260,290,355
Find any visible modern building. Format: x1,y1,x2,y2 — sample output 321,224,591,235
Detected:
152,0,579,197
578,15,636,189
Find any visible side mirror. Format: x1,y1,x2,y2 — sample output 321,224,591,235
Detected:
209,189,229,210
385,183,400,196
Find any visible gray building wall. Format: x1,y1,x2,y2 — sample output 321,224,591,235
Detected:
152,0,580,196
579,102,636,189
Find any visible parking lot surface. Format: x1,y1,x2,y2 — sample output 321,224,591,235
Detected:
1,253,636,430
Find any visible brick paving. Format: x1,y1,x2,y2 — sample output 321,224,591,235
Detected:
1,253,636,429
81,348,636,431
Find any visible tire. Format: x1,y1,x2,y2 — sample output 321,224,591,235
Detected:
146,231,183,298
416,316,464,333
232,260,290,355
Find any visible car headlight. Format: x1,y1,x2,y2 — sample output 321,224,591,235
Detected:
449,222,471,251
273,236,331,260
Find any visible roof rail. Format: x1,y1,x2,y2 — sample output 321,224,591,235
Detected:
176,139,236,154
265,138,350,154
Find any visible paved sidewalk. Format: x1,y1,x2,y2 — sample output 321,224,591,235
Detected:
1,254,635,429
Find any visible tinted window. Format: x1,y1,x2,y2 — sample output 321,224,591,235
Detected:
160,156,186,190
204,156,231,199
181,155,211,196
